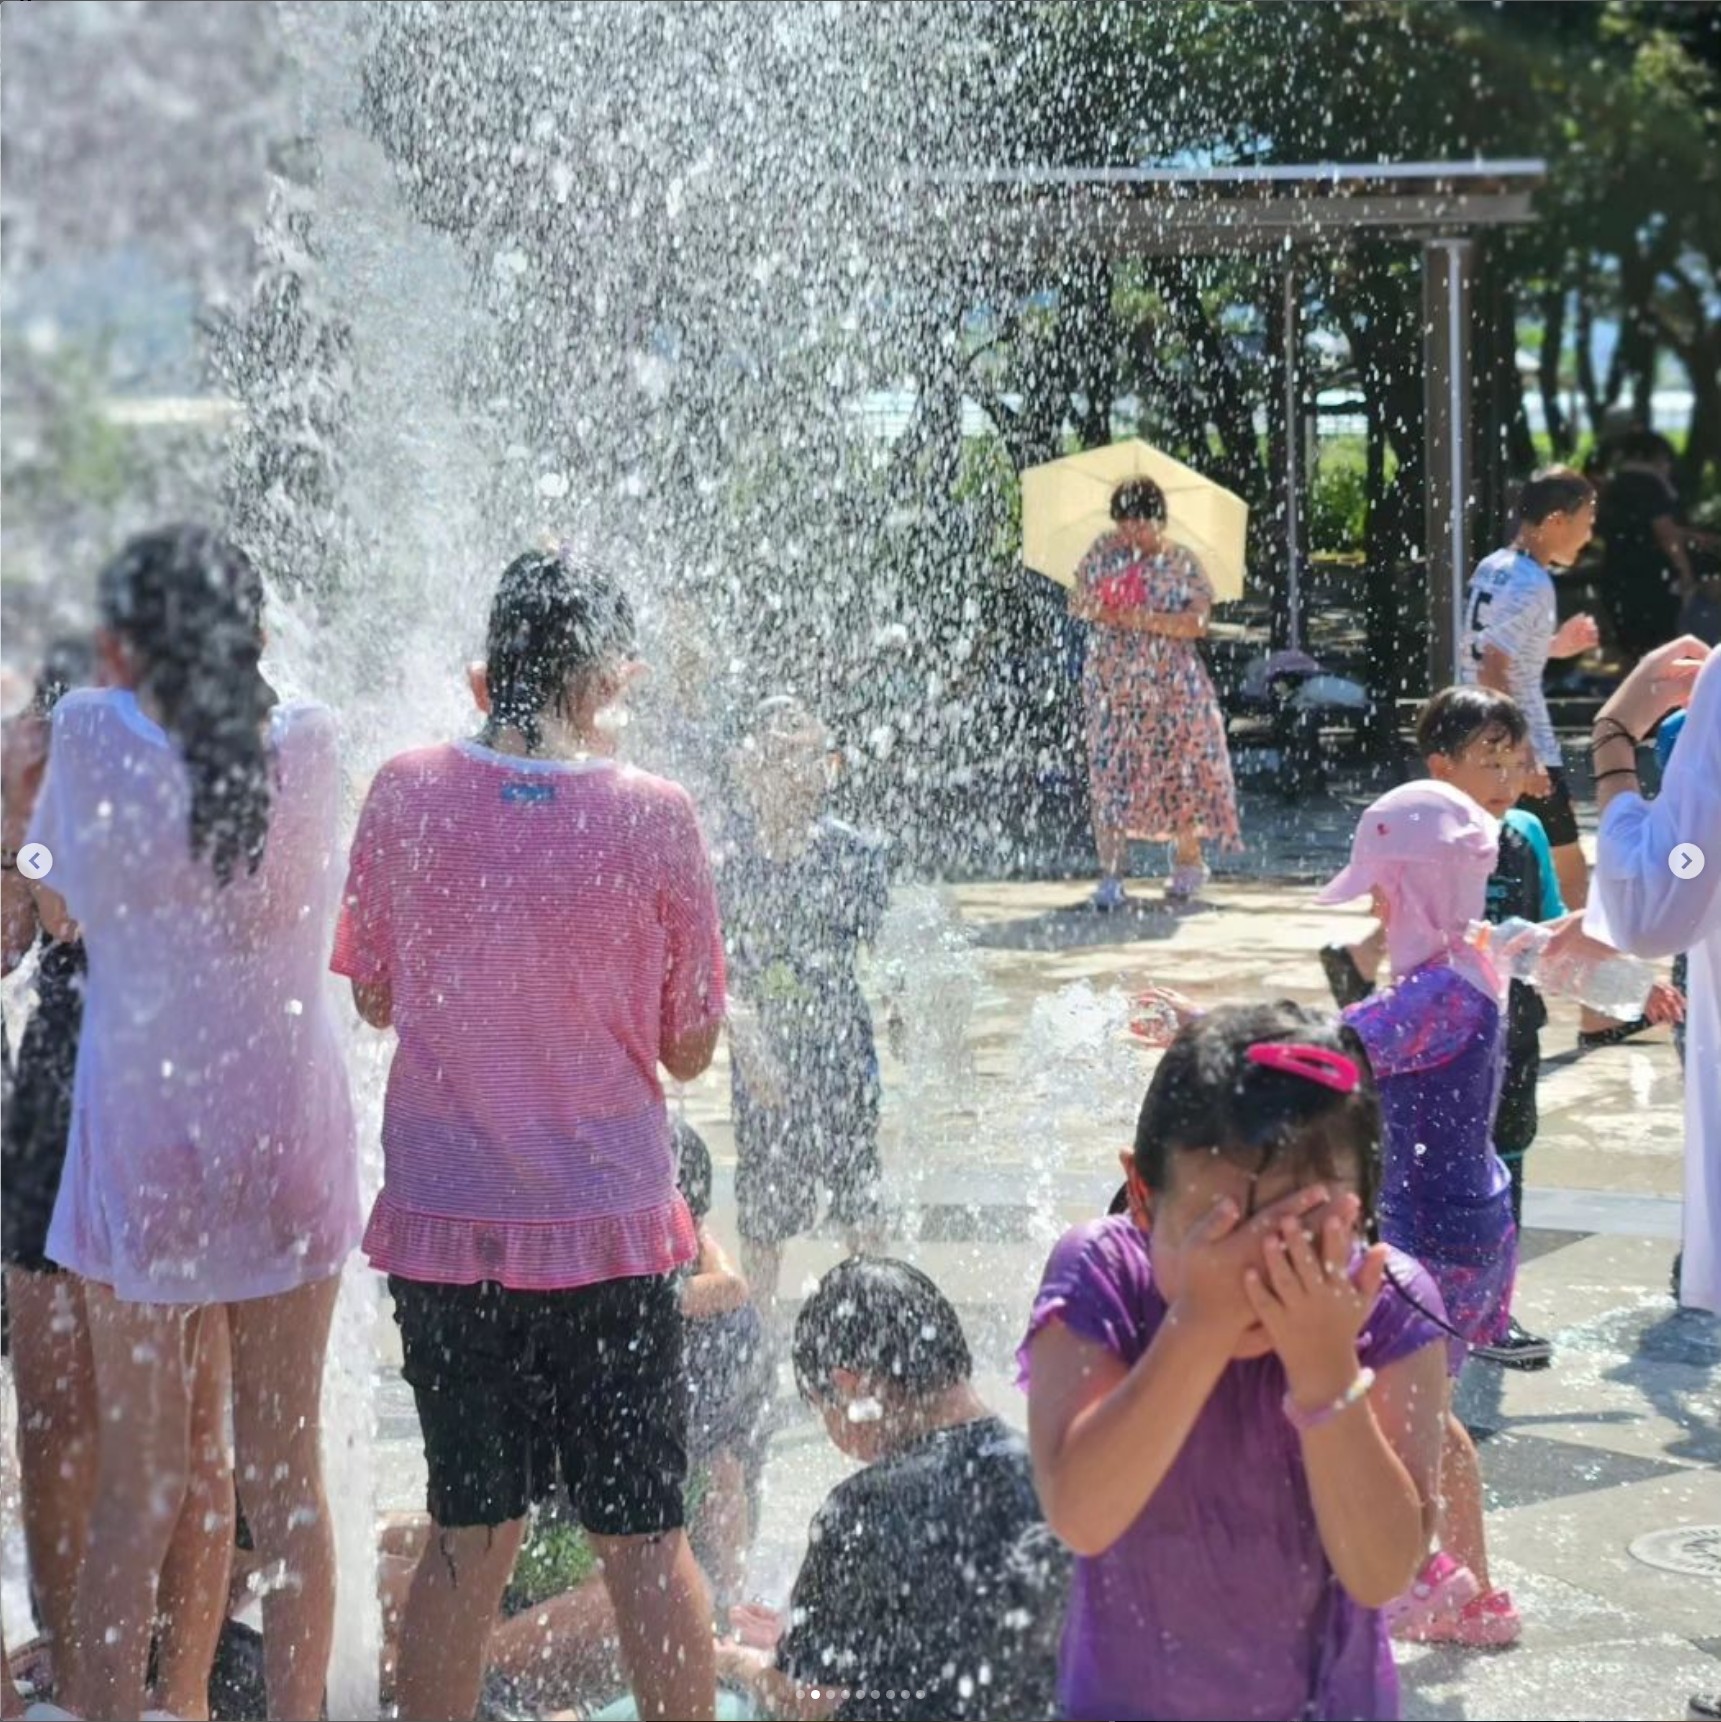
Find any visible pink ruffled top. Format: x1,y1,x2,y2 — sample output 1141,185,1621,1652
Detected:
332,740,726,1290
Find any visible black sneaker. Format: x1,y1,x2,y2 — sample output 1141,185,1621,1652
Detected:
1474,1316,1553,1370
1319,944,1374,1009
1687,1696,1721,1722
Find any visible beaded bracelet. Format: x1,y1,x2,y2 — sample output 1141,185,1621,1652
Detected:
1282,1367,1376,1434
1590,716,1638,750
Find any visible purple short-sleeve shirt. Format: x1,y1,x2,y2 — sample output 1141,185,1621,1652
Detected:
1020,1217,1446,1721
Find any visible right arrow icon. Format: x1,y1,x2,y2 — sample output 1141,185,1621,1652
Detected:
1669,843,1706,880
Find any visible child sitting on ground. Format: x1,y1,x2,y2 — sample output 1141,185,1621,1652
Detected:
672,1120,775,1620
1026,1001,1448,1721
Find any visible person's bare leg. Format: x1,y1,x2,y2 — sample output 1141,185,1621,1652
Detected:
1551,841,1588,914
690,1449,751,1616
394,1519,527,1722
74,1284,197,1722
5,1267,98,1703
227,1274,340,1721
1439,1407,1492,1594
1092,815,1127,884
1172,831,1203,870
591,1530,715,1722
486,1572,622,1705
152,1309,234,1721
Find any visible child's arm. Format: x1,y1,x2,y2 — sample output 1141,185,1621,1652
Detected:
1297,1343,1445,1606
679,1222,752,1319
1028,1187,1329,1556
7,712,77,955
1,714,46,972
659,790,727,1082
1243,1207,1442,1606
663,1018,722,1084
714,1642,844,1721
1027,1311,1231,1557
332,774,396,1030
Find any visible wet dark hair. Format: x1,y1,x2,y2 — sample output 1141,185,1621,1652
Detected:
1133,1001,1382,1229
792,1256,972,1406
31,636,96,717
481,548,636,753
1415,685,1529,761
674,1119,713,1220
99,526,273,885
1110,479,1167,525
1515,466,1594,526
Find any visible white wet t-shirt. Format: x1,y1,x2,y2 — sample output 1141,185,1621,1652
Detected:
1460,547,1561,768
27,688,361,1303
1586,650,1721,1316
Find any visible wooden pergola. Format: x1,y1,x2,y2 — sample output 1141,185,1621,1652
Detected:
945,160,1547,690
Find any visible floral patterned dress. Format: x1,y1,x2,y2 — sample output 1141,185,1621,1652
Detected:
1076,530,1242,847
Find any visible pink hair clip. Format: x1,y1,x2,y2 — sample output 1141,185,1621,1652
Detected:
1245,1042,1361,1094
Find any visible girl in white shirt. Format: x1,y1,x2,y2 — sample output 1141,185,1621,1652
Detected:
28,526,360,1721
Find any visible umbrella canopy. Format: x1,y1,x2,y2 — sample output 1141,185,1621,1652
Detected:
1020,439,1249,602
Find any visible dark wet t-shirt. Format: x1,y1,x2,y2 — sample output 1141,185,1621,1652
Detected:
717,816,890,1104
776,1415,1066,1722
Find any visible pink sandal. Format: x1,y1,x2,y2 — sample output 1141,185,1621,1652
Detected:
1383,1551,1481,1640
1418,1588,1523,1649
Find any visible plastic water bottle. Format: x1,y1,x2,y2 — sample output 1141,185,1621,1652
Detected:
1470,917,1656,1018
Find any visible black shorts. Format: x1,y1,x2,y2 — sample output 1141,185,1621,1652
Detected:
390,1273,688,1535
1516,766,1580,850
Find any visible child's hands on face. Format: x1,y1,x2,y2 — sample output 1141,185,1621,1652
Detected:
1243,1194,1385,1410
1162,1185,1333,1349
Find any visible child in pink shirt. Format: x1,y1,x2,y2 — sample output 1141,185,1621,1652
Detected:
334,548,726,1722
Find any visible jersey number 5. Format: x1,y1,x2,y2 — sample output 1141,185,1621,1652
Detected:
1466,586,1493,658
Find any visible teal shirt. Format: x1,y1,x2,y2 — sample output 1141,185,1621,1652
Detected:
1505,808,1566,922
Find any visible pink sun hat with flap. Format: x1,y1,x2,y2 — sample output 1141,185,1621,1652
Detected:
1317,779,1499,906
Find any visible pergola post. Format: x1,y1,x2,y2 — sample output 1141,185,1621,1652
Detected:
1423,237,1476,690
1282,264,1303,653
